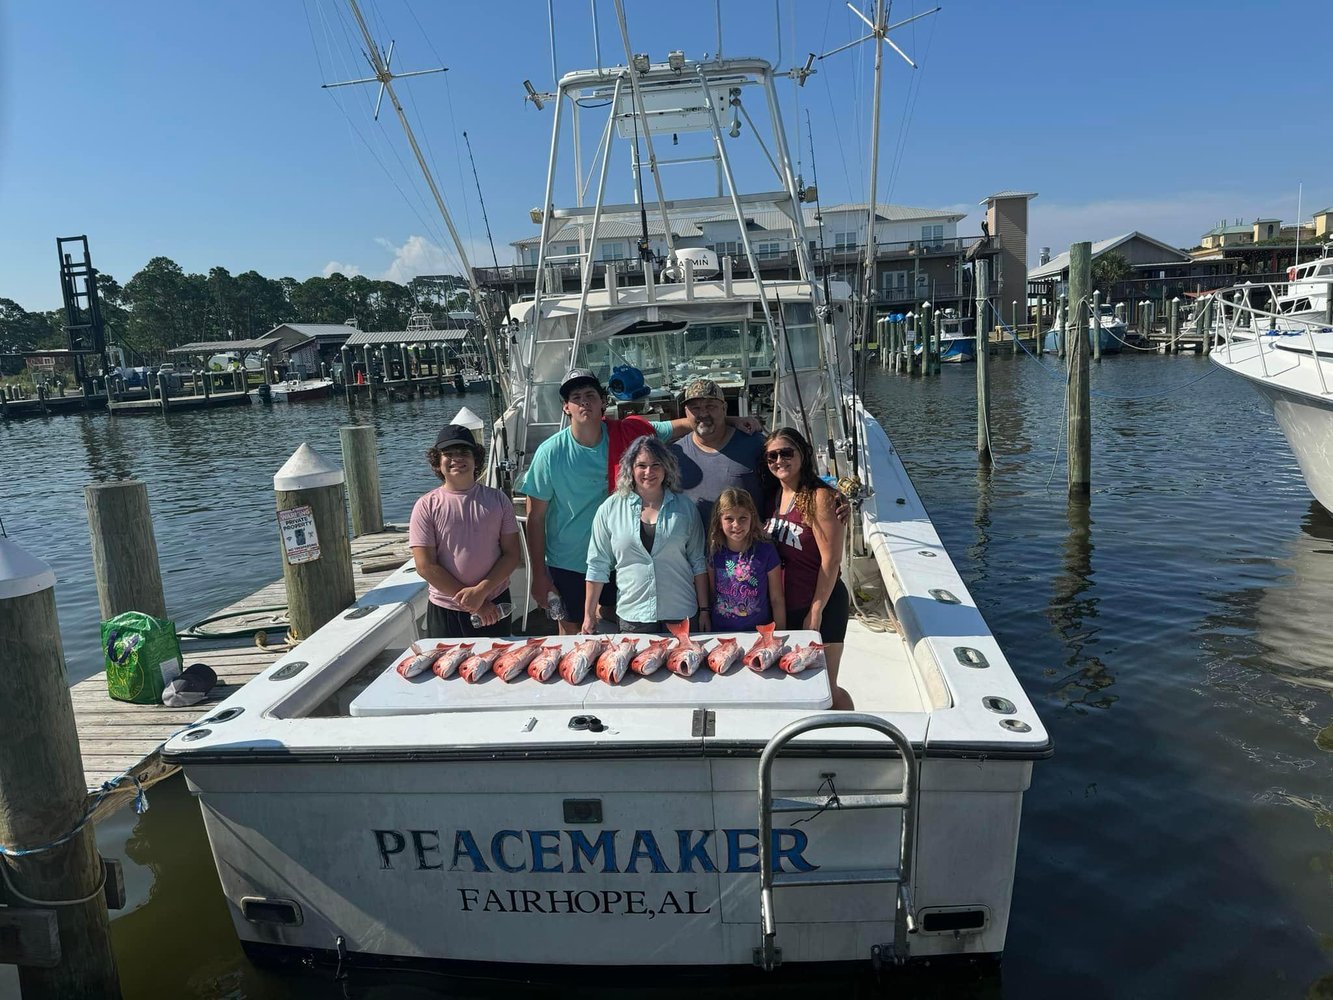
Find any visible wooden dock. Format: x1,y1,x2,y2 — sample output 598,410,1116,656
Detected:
72,527,414,824
106,389,252,415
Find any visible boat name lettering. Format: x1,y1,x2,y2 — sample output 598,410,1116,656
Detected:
458,887,712,917
371,827,819,875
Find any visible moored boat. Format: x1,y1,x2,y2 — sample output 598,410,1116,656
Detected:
165,5,1048,981
1209,280,1333,512
1042,302,1127,355
268,376,333,403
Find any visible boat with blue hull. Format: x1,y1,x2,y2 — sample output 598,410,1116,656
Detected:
1043,303,1127,355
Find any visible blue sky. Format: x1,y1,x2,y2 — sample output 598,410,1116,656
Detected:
2,0,1329,311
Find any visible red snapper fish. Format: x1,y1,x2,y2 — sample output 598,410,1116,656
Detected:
559,638,606,685
777,642,825,675
629,636,672,677
744,623,790,673
396,642,448,679
459,642,513,683
665,619,706,677
432,642,475,679
528,644,564,682
705,636,742,675
595,637,640,685
494,637,547,683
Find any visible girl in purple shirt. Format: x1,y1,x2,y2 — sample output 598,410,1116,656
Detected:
707,488,785,631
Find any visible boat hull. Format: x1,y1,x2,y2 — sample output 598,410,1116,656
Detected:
271,380,333,403
1248,378,1333,512
1042,327,1123,355
184,753,1031,968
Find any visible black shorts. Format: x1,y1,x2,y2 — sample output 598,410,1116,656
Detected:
618,614,699,634
425,589,514,639
548,566,617,624
787,578,850,644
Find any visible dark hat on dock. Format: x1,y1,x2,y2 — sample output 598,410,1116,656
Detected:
559,368,604,400
162,663,217,708
433,424,485,462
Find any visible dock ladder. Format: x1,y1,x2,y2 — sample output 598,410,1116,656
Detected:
756,713,918,971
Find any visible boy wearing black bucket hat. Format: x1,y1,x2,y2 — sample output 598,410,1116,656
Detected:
410,423,521,637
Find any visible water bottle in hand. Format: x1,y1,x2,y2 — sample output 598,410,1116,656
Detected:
546,591,566,622
470,602,513,628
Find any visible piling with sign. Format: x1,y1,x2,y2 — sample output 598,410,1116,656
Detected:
1067,242,1092,499
0,538,121,996
274,444,354,640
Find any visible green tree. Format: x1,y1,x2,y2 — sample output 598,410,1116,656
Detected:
1091,251,1132,292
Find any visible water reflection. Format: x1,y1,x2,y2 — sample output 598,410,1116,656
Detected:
1045,500,1116,712
1252,502,1333,694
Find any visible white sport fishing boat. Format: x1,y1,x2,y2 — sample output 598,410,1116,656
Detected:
165,2,1048,981
1209,275,1333,512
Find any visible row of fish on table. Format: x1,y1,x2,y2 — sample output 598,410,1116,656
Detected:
394,621,826,686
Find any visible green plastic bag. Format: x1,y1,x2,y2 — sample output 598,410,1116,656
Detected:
101,612,183,705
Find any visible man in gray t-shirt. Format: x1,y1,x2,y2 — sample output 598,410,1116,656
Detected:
672,378,768,526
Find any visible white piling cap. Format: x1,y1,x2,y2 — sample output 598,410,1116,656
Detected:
0,536,56,600
274,442,344,492
452,406,485,431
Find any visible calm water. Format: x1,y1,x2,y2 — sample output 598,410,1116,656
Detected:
1,357,1330,998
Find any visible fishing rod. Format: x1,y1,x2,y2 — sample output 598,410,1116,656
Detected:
462,131,501,270
806,108,857,479
774,290,813,450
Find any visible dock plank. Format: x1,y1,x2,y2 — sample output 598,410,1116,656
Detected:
72,527,412,822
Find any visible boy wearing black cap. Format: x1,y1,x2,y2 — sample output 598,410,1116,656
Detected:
410,424,521,637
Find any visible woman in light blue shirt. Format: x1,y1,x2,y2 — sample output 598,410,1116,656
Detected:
583,435,709,634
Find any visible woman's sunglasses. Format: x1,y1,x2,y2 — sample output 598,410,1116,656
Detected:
764,447,796,464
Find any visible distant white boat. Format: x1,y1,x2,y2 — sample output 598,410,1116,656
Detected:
268,377,333,403
1210,274,1333,511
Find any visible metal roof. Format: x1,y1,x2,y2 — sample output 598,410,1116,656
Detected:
813,202,966,223
271,323,362,339
168,337,282,355
1028,231,1190,281
342,328,471,348
981,191,1038,203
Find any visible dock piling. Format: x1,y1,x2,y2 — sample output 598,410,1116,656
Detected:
273,444,354,640
976,260,991,463
85,481,167,621
1092,290,1102,361
1169,298,1180,354
1067,242,1092,499
0,538,121,997
340,426,384,537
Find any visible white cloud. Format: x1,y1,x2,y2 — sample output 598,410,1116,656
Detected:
321,260,362,277
1024,189,1324,256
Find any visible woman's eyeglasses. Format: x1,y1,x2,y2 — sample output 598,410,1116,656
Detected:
764,447,796,464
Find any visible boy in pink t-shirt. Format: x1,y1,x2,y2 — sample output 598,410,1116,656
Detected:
409,424,521,638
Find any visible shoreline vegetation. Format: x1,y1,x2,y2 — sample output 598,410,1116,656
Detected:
1,257,468,375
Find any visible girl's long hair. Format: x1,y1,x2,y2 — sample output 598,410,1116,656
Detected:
707,487,768,555
757,426,827,522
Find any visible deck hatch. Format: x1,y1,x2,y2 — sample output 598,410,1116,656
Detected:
691,709,716,737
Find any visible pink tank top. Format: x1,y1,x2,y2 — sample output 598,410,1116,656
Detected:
766,494,822,611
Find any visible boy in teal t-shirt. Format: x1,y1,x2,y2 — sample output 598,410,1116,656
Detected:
519,368,672,633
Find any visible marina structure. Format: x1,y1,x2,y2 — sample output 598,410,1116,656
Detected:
158,3,1048,979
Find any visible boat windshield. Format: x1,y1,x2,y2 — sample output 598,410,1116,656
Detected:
577,320,774,392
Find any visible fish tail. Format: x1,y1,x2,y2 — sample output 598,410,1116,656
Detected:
667,619,690,642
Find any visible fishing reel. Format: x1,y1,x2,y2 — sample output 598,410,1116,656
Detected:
836,474,872,505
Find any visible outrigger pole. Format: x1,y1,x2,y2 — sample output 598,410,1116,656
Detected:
816,1,939,478
328,0,510,408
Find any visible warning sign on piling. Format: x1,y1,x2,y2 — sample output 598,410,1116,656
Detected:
278,505,321,564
